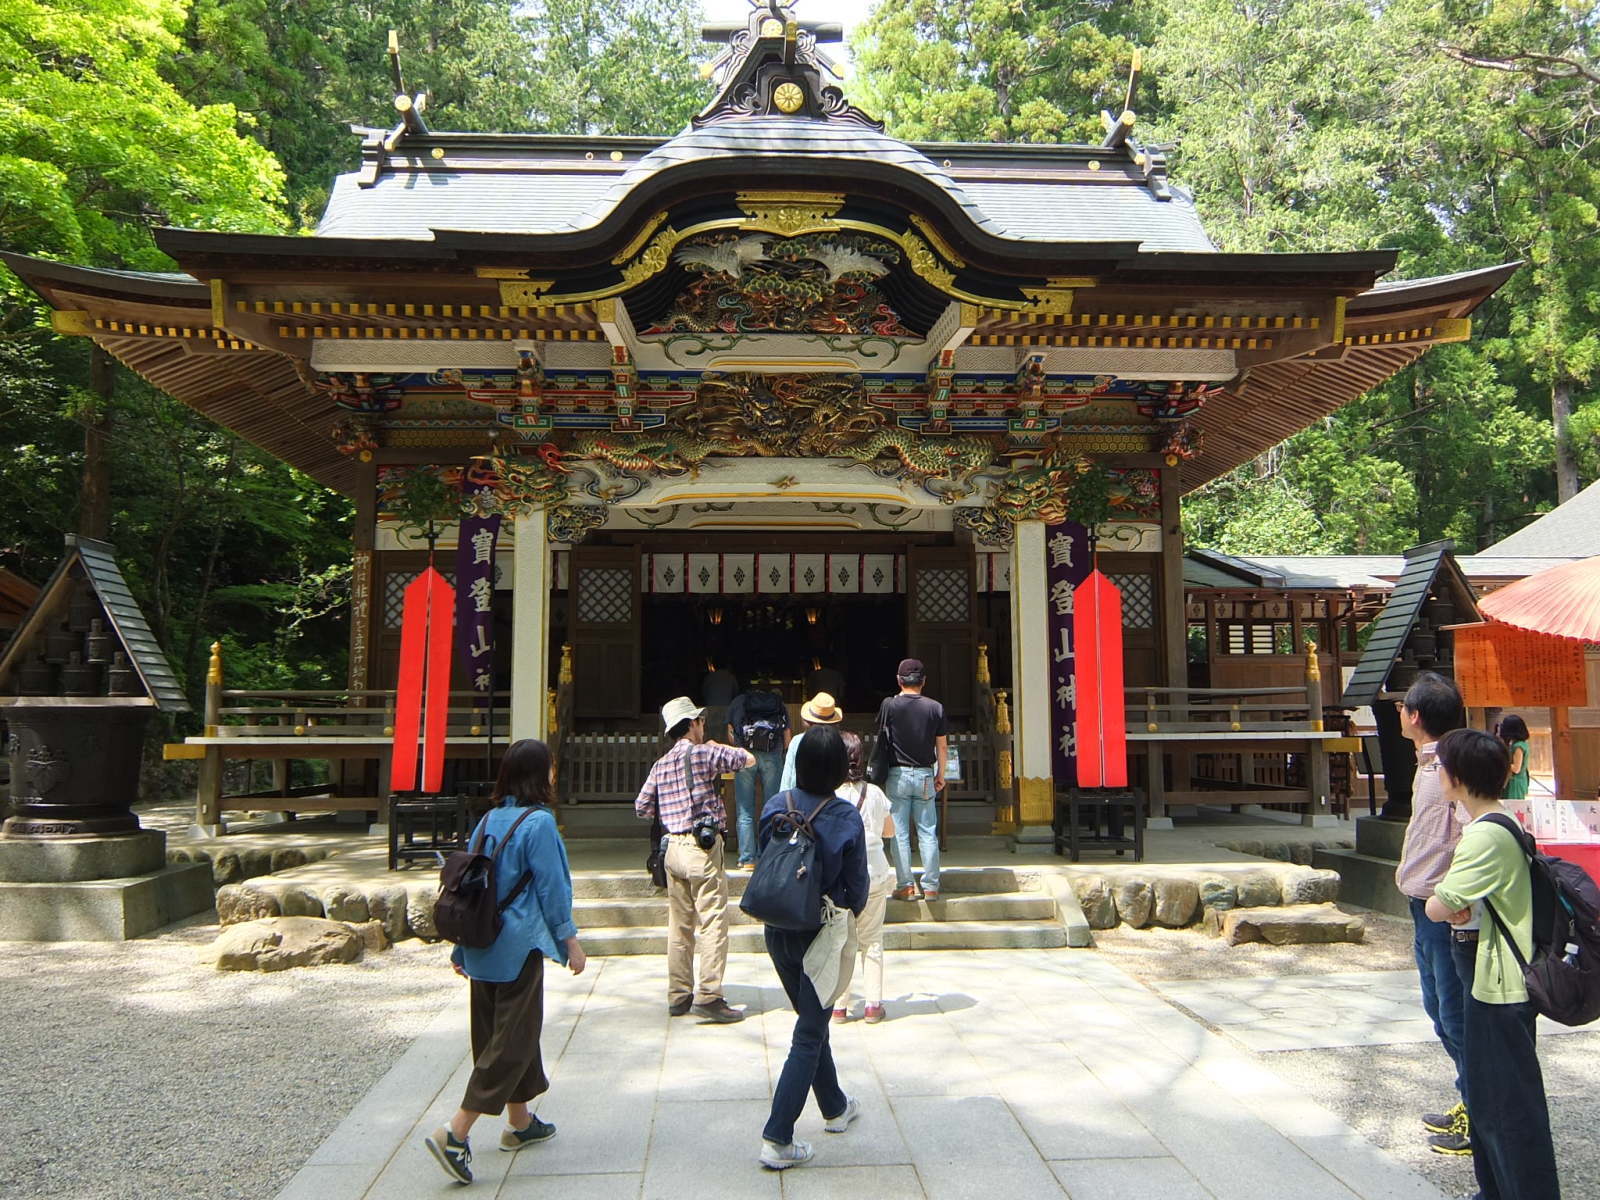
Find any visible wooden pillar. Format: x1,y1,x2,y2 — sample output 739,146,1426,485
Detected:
1010,520,1053,843
1553,706,1575,802
1159,467,1185,689
1303,639,1332,826
195,641,225,836
511,510,551,743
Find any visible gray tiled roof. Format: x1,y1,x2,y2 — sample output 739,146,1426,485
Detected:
316,119,1216,251
1479,479,1600,558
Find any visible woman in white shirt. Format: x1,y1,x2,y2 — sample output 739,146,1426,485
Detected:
834,731,896,1023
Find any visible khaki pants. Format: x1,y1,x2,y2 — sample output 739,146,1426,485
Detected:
665,833,729,1005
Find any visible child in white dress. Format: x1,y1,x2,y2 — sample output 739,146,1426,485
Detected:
834,730,896,1023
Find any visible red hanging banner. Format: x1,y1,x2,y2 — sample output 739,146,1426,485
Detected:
390,567,456,793
1073,570,1128,788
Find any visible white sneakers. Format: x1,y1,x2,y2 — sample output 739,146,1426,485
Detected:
759,1137,815,1169
823,1096,861,1133
760,1096,861,1169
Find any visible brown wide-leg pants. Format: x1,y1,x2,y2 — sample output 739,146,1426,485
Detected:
462,949,549,1116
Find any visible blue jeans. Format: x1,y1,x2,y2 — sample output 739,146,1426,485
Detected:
1410,896,1466,1103
886,765,939,892
734,748,783,865
763,925,848,1146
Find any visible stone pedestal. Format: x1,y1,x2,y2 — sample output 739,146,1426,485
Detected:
0,829,214,940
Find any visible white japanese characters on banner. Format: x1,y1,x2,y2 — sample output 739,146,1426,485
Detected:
1046,521,1093,784
453,488,502,695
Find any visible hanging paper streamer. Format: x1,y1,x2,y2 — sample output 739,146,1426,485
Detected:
391,566,456,793
1073,570,1128,788
1044,521,1093,787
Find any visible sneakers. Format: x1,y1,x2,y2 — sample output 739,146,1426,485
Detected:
832,1006,848,1023
891,885,919,902
1422,1102,1466,1134
823,1097,861,1133
500,1115,556,1151
1427,1106,1472,1156
668,996,693,1017
691,997,746,1023
424,1126,472,1184
759,1137,814,1169
863,1004,886,1024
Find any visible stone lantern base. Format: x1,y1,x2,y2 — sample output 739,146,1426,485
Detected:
0,830,214,939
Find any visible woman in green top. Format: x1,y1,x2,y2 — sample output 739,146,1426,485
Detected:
1427,728,1560,1200
1497,713,1532,800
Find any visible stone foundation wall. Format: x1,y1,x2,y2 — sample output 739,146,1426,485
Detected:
1068,864,1342,930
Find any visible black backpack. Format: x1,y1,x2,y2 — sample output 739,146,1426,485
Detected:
741,691,787,753
740,790,831,931
436,808,536,949
1481,812,1600,1026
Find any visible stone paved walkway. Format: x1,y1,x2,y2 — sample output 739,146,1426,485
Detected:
1154,969,1588,1052
275,950,1447,1200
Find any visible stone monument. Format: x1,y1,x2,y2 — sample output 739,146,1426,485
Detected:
0,536,213,939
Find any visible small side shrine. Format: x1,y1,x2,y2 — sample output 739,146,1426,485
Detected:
0,536,212,939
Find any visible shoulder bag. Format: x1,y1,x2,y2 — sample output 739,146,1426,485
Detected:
740,789,833,931
865,702,894,787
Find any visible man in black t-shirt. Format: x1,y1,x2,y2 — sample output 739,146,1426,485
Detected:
876,658,948,901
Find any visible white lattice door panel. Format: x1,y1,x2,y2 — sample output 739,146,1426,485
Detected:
907,545,977,719
568,546,641,719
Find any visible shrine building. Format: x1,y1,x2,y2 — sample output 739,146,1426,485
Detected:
2,7,1515,839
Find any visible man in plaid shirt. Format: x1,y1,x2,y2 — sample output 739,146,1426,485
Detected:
636,696,753,1022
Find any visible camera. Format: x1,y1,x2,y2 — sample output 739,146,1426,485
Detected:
692,817,720,851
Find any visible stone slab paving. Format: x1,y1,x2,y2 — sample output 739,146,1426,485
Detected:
1154,969,1589,1052
275,950,1446,1200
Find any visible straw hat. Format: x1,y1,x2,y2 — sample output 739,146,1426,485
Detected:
800,692,843,724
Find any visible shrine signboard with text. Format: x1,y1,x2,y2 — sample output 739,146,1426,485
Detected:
454,479,502,697
1046,521,1093,787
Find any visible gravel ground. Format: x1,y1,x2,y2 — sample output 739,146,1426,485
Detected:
0,916,460,1200
1094,906,1598,1199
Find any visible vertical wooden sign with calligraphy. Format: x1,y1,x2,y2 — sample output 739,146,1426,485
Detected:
348,549,372,695
454,479,502,698
1046,521,1093,787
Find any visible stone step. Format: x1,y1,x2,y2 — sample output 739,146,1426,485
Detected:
1203,902,1365,946
573,891,1056,928
557,803,1000,840
583,918,1068,956
1355,815,1407,860
571,865,1028,900
1313,847,1409,918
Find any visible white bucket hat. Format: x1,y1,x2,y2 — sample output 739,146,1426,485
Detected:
660,696,705,731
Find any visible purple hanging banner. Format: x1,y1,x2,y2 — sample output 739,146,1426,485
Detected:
454,480,502,695
1045,520,1093,786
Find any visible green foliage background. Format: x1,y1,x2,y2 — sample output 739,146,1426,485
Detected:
0,0,1595,739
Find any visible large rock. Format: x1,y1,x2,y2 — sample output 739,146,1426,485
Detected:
274,884,324,918
214,916,364,971
1198,879,1238,912
347,919,390,955
1071,875,1116,929
1281,868,1341,906
1236,872,1280,908
215,883,280,926
1213,903,1365,946
367,884,410,943
406,884,440,941
1111,879,1153,928
211,850,242,886
322,885,370,925
1289,843,1314,866
270,847,308,873
1152,878,1199,927
238,848,273,879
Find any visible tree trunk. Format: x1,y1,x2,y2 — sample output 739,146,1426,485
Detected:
77,346,114,538
1553,376,1580,503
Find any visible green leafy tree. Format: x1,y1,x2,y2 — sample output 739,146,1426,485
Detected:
851,0,1144,143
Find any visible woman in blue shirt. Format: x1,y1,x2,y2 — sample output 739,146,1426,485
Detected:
424,739,586,1186
756,724,869,1172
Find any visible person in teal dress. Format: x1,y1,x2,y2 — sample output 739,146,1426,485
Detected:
1497,713,1531,799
